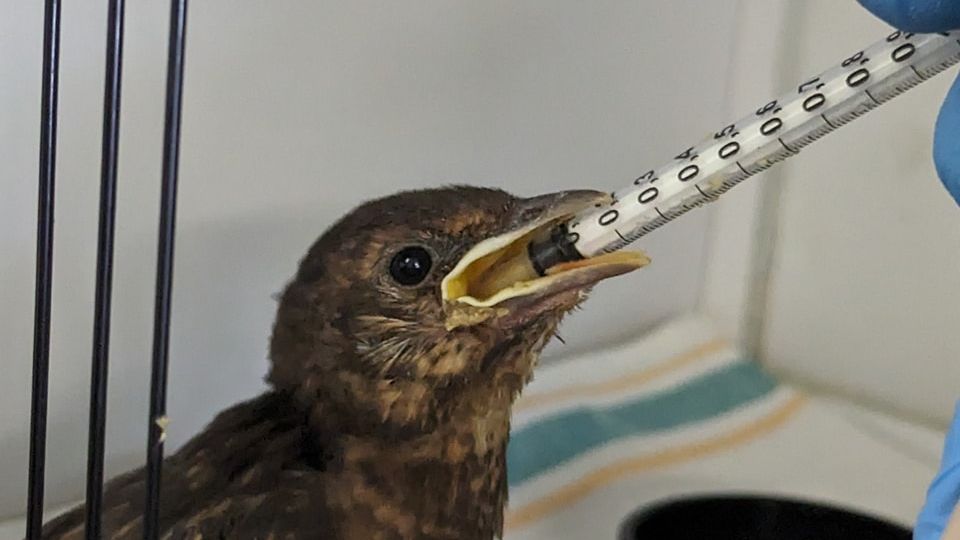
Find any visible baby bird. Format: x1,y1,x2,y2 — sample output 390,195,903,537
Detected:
41,186,646,540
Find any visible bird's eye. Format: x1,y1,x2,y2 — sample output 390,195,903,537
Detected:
389,246,433,286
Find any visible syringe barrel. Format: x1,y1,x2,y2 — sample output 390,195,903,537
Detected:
541,30,960,262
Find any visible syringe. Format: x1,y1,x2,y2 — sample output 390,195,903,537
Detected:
526,29,960,272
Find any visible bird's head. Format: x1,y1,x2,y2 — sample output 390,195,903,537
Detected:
268,186,648,440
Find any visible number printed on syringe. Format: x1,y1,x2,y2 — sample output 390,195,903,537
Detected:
566,30,960,258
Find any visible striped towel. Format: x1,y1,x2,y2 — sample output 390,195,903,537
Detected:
503,315,941,539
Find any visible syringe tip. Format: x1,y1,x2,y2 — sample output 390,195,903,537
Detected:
527,223,584,276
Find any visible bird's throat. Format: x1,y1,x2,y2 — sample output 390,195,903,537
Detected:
325,422,511,540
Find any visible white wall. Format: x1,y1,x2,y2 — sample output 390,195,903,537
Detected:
0,1,746,517
759,0,960,425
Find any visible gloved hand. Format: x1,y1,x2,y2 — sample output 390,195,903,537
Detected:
858,0,960,205
856,2,960,538
913,401,960,539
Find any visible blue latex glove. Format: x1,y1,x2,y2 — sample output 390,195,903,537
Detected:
858,0,960,204
856,3,960,538
914,401,960,539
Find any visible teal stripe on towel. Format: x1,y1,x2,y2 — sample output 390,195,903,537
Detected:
507,360,777,486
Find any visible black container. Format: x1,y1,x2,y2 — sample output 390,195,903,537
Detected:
619,494,911,540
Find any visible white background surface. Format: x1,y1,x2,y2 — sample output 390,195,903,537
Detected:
1,0,957,525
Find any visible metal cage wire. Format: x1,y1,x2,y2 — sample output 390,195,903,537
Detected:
25,2,190,539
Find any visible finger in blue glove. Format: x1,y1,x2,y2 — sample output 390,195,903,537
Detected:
858,0,960,204
915,401,960,540
934,74,960,205
857,0,960,32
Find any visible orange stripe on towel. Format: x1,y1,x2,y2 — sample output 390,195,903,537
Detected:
514,338,730,413
504,394,807,531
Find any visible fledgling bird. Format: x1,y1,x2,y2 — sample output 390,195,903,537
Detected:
41,186,647,540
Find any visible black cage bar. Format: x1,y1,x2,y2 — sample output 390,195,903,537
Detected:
26,0,62,538
25,2,189,538
144,1,189,538
84,0,125,538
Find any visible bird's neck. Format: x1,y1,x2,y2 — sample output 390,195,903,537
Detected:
290,322,558,539
306,356,525,540
321,409,511,540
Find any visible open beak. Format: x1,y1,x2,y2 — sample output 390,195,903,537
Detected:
441,190,649,327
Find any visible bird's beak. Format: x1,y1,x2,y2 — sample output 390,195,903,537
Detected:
441,190,649,327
